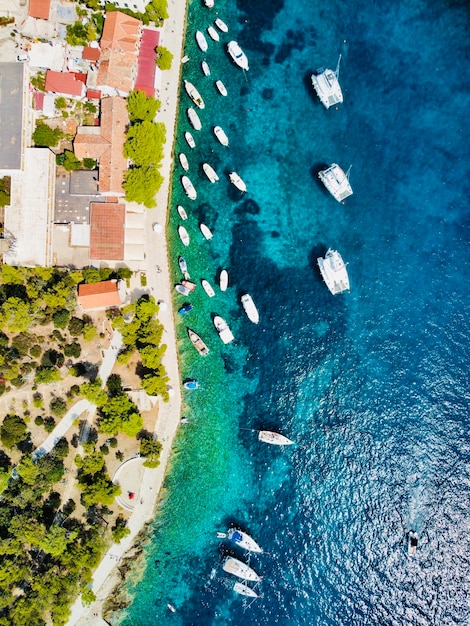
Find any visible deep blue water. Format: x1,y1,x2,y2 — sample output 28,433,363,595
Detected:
117,0,470,624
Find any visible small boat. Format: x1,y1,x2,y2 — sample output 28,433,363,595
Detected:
311,55,343,109
178,303,193,315
227,41,249,71
178,225,190,246
181,175,197,200
187,328,210,356
229,172,247,192
215,18,228,33
184,131,196,149
201,60,210,76
200,223,213,240
203,0,214,6
317,249,350,295
213,125,229,146
227,528,262,553
187,107,202,131
213,315,234,344
177,205,188,220
207,25,219,41
196,30,208,52
318,163,353,202
215,80,227,96
175,284,191,296
201,279,215,297
258,431,294,446
178,255,189,277
168,603,176,613
408,531,418,557
181,279,196,292
184,79,205,109
203,162,219,182
181,55,190,64
183,379,199,390
179,153,189,171
223,557,261,582
241,293,259,324
233,582,258,599
219,269,228,291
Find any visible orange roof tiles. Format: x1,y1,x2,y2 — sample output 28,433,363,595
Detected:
78,280,122,309
73,96,129,194
83,46,100,61
29,0,50,19
97,11,142,93
90,202,125,260
45,71,86,97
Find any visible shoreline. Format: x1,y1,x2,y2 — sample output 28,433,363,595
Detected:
68,1,189,624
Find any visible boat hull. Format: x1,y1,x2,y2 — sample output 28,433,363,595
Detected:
227,41,249,71
214,126,229,146
219,269,228,291
178,225,190,246
317,249,350,295
227,528,262,553
233,582,258,598
258,430,294,446
318,163,352,202
241,293,259,324
201,279,215,297
200,224,213,240
215,80,227,96
214,315,234,344
223,557,261,582
187,328,209,356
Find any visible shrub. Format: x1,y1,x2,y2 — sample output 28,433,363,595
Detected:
139,437,162,468
0,414,27,448
34,416,44,426
33,393,43,409
155,45,173,71
50,398,67,418
30,344,42,358
53,309,70,329
32,121,63,147
44,416,56,433
64,342,81,358
68,317,84,336
100,444,109,455
111,516,130,543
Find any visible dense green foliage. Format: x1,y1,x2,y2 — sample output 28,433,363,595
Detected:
65,20,97,46
123,166,164,208
126,89,160,123
32,121,64,147
0,414,27,448
155,45,173,70
140,436,162,468
111,515,130,543
0,176,11,208
124,121,166,167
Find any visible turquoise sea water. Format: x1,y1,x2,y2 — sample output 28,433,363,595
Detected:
118,0,470,624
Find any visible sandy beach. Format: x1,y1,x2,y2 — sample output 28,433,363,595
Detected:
67,2,189,624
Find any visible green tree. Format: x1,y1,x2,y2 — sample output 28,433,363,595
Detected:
34,366,61,384
123,166,163,208
117,267,133,280
140,437,162,468
140,345,166,369
0,176,11,209
68,317,84,336
82,324,96,342
11,332,35,357
50,397,67,418
124,120,166,167
155,45,173,70
141,373,169,400
99,394,142,436
55,96,67,109
0,298,34,332
111,516,130,543
127,89,160,123
0,264,23,284
33,392,43,408
82,268,102,283
65,20,97,46
53,309,70,329
145,0,169,23
80,380,107,406
32,121,64,147
0,414,27,448
16,455,40,485
83,157,96,169
64,342,81,358
75,451,104,475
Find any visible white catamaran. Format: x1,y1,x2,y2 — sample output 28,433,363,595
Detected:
311,55,343,109
318,163,353,202
317,248,350,295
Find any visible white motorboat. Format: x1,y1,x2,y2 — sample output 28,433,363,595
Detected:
184,131,196,149
201,60,210,76
203,162,219,182
229,172,247,192
223,557,261,582
233,582,258,599
241,293,259,324
227,41,249,70
311,55,343,109
177,205,188,220
207,25,219,41
227,528,262,553
214,125,229,146
200,223,213,240
317,248,350,295
178,255,189,278
318,163,353,202
178,153,189,171
213,315,234,344
181,175,197,200
178,225,190,246
175,284,191,296
215,80,228,96
258,431,294,446
196,30,208,52
408,530,418,557
203,0,214,6
184,80,205,109
181,55,190,64
219,269,228,291
187,107,202,131
201,279,215,297
215,18,228,33
188,328,210,356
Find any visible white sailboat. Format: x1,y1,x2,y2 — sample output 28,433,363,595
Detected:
187,107,202,131
317,248,350,295
233,582,258,598
258,430,294,446
213,125,229,146
223,557,261,582
229,172,247,192
201,279,215,297
203,162,219,182
201,60,210,76
177,205,188,220
311,55,343,109
318,163,352,202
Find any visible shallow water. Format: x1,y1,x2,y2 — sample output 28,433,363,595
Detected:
117,0,470,623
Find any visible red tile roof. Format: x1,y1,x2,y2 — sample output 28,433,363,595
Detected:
78,280,122,309
83,46,100,61
28,0,50,19
134,28,159,97
90,202,125,260
86,89,102,100
45,71,86,97
97,11,142,93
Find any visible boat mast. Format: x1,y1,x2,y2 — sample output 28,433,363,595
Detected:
345,164,352,180
335,53,342,78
